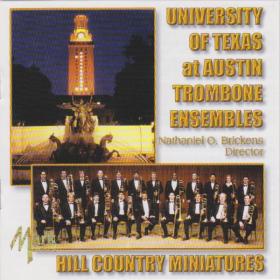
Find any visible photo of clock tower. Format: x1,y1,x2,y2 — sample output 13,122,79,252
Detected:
68,15,95,96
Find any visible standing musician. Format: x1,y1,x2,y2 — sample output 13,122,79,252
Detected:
61,193,86,243
135,192,156,239
111,192,129,239
128,172,146,205
146,171,163,223
160,192,181,239
232,195,258,244
186,173,203,203
207,193,232,243
237,177,256,205
56,170,73,204
74,170,89,209
34,171,50,205
165,172,181,199
34,194,53,244
203,173,220,220
183,193,206,240
221,174,237,206
87,194,110,240
111,171,127,203
91,170,109,204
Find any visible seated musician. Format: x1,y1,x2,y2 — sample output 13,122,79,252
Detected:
160,192,181,239
135,192,156,239
34,194,53,244
112,192,129,239
87,193,110,240
183,193,206,240
232,195,258,244
61,193,86,243
207,192,232,243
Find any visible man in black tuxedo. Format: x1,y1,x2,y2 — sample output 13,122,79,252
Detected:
203,173,220,220
207,193,233,243
61,193,85,243
34,194,53,244
183,193,206,240
165,172,181,199
34,171,50,205
91,170,109,204
232,195,258,244
135,192,156,239
185,173,203,203
111,192,130,239
111,171,127,203
146,171,163,223
74,170,89,209
87,194,110,240
160,192,181,239
237,177,256,205
56,170,71,204
221,174,237,206
128,172,146,205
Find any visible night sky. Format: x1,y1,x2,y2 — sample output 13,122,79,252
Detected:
12,10,154,96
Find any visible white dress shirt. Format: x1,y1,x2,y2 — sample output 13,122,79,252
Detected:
216,204,225,220
117,179,122,189
171,180,177,191
242,205,250,220
119,201,125,215
192,182,197,192
142,200,149,217
169,202,175,214
80,180,84,187
69,203,74,219
62,179,67,189
211,182,215,190
43,204,49,211
134,180,140,190
243,185,248,195
94,203,99,217
152,180,156,187
41,181,48,193
195,203,200,214
99,179,104,189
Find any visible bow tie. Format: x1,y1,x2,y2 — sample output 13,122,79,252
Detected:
43,203,48,206
69,203,74,205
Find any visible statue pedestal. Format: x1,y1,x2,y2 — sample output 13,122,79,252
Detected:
63,115,99,144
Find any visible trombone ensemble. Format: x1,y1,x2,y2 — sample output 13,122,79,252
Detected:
34,171,258,245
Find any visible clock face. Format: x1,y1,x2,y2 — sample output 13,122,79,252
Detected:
77,32,85,39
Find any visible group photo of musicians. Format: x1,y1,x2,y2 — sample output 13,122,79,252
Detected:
32,164,263,248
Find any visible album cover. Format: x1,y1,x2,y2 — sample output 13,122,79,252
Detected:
0,1,280,280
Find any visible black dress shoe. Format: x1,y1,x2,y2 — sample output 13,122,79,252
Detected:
103,235,109,239
91,236,96,240
69,238,73,243
206,238,212,242
244,238,248,244
172,235,178,239
162,235,168,238
113,235,117,240
224,240,228,244
127,234,131,238
235,238,240,243
183,236,189,241
144,228,149,235
80,238,85,242
136,234,142,239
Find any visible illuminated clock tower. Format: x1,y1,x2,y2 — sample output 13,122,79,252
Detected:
68,15,95,96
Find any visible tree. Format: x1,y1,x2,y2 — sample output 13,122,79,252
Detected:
114,35,154,124
12,64,62,125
